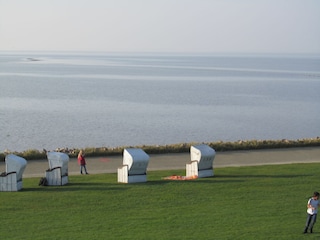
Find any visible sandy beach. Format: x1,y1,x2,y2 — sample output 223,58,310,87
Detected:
1,147,319,178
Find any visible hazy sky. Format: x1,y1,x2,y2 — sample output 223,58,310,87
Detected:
0,0,319,53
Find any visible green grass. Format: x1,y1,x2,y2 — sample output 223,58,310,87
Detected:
0,163,319,239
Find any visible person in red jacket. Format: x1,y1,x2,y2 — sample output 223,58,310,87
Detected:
77,150,89,175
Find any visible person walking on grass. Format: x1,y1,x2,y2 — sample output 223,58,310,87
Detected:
77,150,89,175
303,191,320,234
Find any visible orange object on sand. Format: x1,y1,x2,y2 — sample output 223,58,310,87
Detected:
162,175,198,180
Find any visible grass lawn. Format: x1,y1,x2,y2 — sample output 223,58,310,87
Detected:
0,163,319,239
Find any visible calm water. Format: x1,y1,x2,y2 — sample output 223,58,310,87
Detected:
1,52,320,152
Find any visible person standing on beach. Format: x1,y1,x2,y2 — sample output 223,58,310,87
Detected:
303,191,320,234
77,150,89,175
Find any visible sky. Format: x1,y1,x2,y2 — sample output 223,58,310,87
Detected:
0,0,319,53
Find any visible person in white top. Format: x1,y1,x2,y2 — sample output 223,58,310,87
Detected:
303,191,320,234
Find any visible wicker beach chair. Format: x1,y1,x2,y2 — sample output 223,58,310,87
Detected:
45,152,69,186
186,144,216,178
118,148,150,183
0,154,27,191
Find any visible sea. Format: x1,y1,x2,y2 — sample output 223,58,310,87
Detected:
0,52,320,152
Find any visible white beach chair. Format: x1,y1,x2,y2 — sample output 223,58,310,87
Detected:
0,154,27,191
186,144,216,178
45,152,69,186
118,148,150,183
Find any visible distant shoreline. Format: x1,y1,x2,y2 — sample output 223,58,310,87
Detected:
1,138,319,161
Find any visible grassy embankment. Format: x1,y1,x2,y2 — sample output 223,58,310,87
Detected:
0,163,319,239
1,137,319,161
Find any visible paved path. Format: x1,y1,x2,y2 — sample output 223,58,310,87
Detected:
1,147,320,178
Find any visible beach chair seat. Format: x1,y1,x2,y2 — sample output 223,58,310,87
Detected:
0,154,27,191
118,148,149,183
45,152,69,186
186,144,215,178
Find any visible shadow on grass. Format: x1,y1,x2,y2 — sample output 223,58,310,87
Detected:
214,174,311,179
22,182,126,192
197,179,244,183
134,180,171,186
21,176,248,192
153,178,244,184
